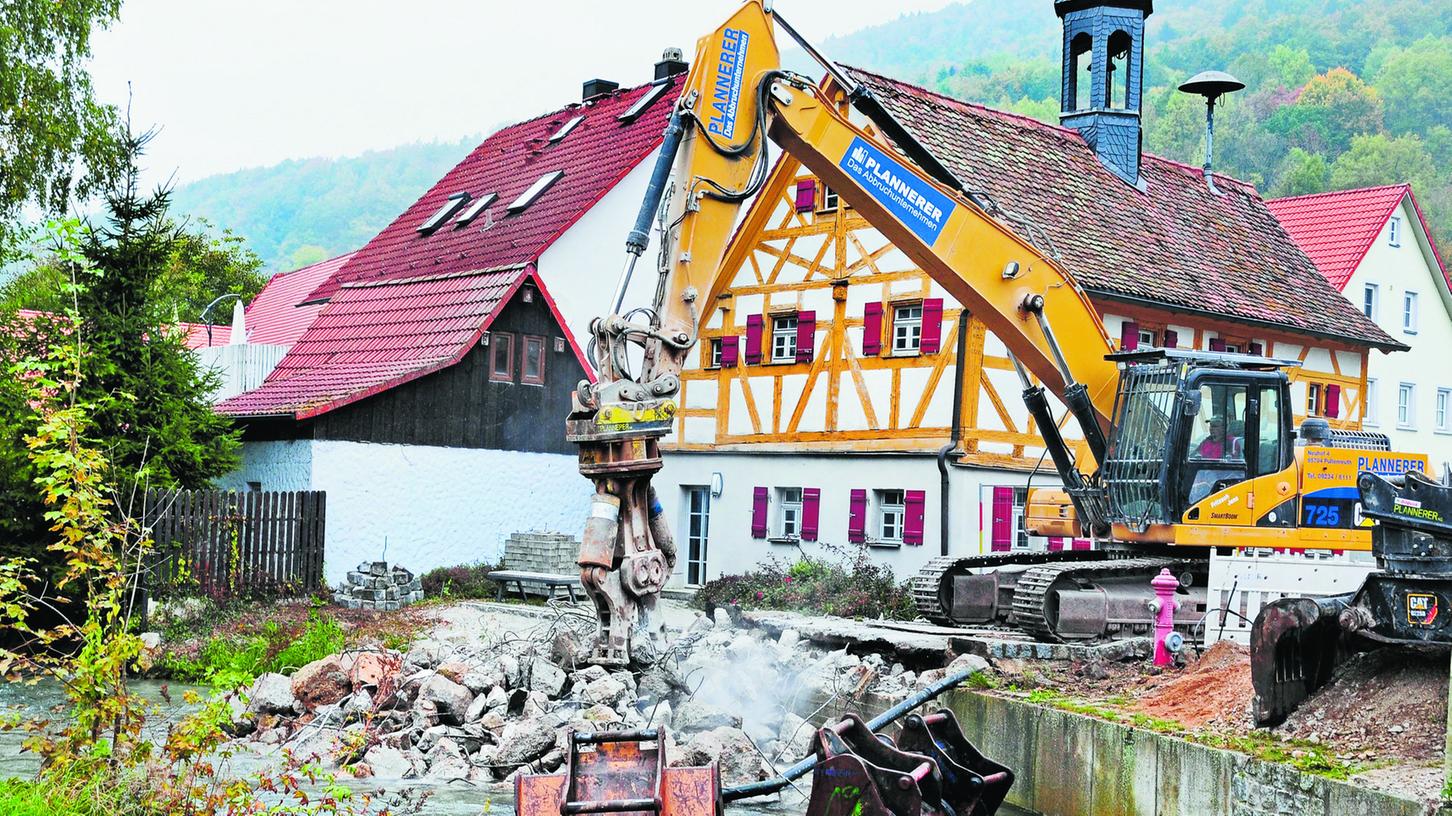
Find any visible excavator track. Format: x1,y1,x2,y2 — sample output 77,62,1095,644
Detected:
911,550,1113,626
1009,557,1200,642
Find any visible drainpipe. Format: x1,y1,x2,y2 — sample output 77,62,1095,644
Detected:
936,309,971,557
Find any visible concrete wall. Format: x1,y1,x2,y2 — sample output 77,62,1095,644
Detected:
218,440,592,585
944,691,1425,816
1348,198,1452,468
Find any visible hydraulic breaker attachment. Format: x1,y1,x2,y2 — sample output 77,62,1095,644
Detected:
515,728,721,816
897,709,1014,816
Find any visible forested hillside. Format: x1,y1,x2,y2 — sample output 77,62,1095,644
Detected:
171,0,1449,272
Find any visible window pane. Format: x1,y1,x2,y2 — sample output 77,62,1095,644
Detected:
1256,387,1283,475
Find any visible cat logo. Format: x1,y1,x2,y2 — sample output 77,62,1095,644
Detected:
1407,593,1439,627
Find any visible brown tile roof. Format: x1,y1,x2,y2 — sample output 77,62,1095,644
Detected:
847,67,1402,351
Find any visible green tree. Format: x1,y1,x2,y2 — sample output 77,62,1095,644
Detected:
0,0,125,260
1268,68,1384,154
1370,36,1452,135
163,221,266,323
1271,148,1331,197
1328,133,1436,192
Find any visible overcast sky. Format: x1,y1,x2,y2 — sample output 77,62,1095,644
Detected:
88,1,961,187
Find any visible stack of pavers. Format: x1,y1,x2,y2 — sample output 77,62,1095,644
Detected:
502,532,579,576
334,561,425,610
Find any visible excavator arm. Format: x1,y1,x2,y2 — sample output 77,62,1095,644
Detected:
569,1,1122,665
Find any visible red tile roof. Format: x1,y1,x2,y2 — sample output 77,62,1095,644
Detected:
1268,184,1449,295
305,75,682,302
245,252,356,346
218,267,539,418
847,68,1400,350
178,322,231,349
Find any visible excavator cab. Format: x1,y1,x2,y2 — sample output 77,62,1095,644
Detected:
1099,349,1296,534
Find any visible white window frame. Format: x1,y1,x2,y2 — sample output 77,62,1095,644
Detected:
1137,328,1157,348
775,487,803,539
708,338,723,369
1398,383,1416,429
1437,388,1451,434
1389,217,1401,248
1403,291,1419,335
771,314,798,363
1363,283,1379,321
891,303,923,355
1364,378,1378,426
819,185,840,213
1224,343,1241,354
875,489,906,543
1306,382,1322,417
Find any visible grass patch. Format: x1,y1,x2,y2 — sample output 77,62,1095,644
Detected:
694,545,917,620
160,604,346,689
0,770,142,816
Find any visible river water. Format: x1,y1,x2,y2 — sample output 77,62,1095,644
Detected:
0,679,1033,816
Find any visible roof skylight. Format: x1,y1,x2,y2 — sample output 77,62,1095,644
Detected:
418,192,470,234
617,82,670,124
506,171,565,213
454,193,497,226
549,115,586,143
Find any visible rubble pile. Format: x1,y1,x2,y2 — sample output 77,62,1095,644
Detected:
333,561,424,611
226,608,986,786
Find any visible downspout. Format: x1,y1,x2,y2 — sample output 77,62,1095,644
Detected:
937,309,970,557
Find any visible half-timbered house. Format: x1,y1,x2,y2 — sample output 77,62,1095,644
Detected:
655,0,1400,586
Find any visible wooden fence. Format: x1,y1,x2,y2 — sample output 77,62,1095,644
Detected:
144,489,326,599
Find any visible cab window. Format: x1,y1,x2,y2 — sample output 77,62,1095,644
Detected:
1254,386,1285,476
1185,383,1247,506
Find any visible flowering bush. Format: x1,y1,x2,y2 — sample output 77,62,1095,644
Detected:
693,544,917,620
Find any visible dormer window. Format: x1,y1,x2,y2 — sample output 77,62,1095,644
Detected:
507,171,565,213
454,193,497,227
549,115,585,144
418,192,470,234
618,83,670,124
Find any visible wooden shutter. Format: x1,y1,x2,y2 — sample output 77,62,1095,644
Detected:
1249,341,1264,356
801,488,821,541
751,487,769,539
1120,320,1140,351
720,335,739,368
904,490,927,546
920,298,945,353
796,310,816,363
1209,337,1227,352
1324,384,1341,419
863,302,883,356
794,179,816,212
1163,328,1178,349
745,315,764,364
848,489,867,543
990,486,1014,552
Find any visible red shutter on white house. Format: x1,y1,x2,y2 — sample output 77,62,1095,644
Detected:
990,486,1014,552
1163,329,1179,349
1249,341,1264,356
920,298,944,353
863,302,883,356
801,488,821,541
848,489,867,543
796,310,816,363
720,335,739,368
1209,338,1227,352
904,490,927,546
744,315,764,364
1324,384,1341,419
1120,321,1140,351
794,179,816,212
751,487,769,539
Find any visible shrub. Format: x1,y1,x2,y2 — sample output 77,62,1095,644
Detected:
161,607,345,689
694,544,917,620
420,561,501,600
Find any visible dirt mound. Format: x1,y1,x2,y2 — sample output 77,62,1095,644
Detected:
1132,640,1253,728
1278,648,1447,761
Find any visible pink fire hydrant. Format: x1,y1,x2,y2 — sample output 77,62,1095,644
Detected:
1149,568,1183,667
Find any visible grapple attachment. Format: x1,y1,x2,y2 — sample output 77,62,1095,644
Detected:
897,709,1015,816
515,728,721,816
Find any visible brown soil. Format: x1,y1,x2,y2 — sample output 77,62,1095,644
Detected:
1278,648,1448,761
1132,640,1253,728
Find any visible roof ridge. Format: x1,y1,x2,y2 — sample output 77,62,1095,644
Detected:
336,264,528,289
1267,183,1409,205
478,75,675,140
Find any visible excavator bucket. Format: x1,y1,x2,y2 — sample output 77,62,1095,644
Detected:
1248,594,1351,726
516,728,721,816
896,709,1014,816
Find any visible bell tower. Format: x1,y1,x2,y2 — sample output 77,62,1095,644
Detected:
1056,0,1152,187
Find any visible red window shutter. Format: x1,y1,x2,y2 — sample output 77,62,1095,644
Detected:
720,335,739,368
796,310,816,363
920,298,945,353
848,489,867,543
1324,384,1341,419
801,488,821,541
794,179,816,212
1163,329,1178,349
1209,338,1227,352
904,490,927,546
991,486,1014,552
863,302,883,356
751,487,769,539
744,315,764,364
1120,321,1140,351
1249,341,1264,356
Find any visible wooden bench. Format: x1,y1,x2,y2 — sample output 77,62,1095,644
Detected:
488,569,583,603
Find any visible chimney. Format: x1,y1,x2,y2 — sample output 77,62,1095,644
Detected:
1055,0,1153,188
655,47,688,80
582,78,620,101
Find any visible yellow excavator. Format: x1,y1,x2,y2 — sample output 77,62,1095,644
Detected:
564,0,1429,667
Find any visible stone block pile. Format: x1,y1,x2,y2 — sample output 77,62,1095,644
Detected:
333,561,424,610
502,532,579,575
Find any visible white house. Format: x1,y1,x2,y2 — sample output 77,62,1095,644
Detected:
1270,184,1452,470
